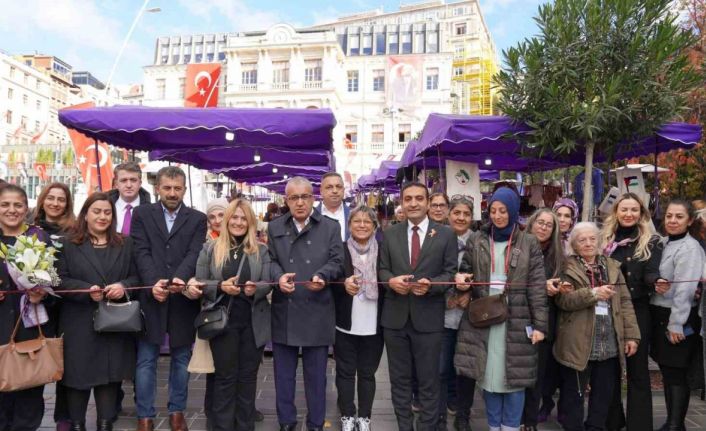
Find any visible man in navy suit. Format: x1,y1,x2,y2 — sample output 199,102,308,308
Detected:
131,166,207,431
317,172,350,241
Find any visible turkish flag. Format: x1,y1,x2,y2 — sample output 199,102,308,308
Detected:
62,102,114,192
34,163,47,181
184,63,221,107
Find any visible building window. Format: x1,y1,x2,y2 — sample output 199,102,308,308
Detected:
426,68,439,90
427,31,438,53
23,74,29,85
195,44,203,63
218,52,226,62
455,23,467,35
36,100,41,110
371,124,384,150
388,33,398,54
9,67,15,78
372,70,385,92
20,116,27,128
242,63,258,87
362,34,373,55
7,88,13,99
454,45,465,59
345,125,358,150
304,60,322,87
349,35,360,56
22,94,28,106
272,62,289,90
5,110,11,124
398,123,412,144
347,71,359,92
454,67,464,77
414,32,425,53
454,6,465,16
375,33,386,55
156,79,166,99
401,32,412,54
34,121,40,132
184,55,191,64
179,78,186,98
172,45,180,64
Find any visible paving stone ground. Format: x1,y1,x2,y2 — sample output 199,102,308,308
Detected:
37,351,706,431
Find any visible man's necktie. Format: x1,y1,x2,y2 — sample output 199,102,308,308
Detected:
411,226,420,268
121,204,132,236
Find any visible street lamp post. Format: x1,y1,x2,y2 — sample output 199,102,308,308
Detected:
382,107,403,156
104,0,161,95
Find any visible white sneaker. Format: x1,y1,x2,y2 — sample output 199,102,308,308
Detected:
356,417,371,431
341,416,356,431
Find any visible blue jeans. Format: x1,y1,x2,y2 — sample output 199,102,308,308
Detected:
135,340,192,418
483,390,525,428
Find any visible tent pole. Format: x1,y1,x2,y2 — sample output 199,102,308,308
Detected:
437,147,444,193
654,137,659,218
94,139,103,192
187,165,194,208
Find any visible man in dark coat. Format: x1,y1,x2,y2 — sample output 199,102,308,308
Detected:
378,182,457,431
268,176,344,431
131,166,207,431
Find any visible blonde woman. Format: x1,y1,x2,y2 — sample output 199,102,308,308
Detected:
192,199,272,431
599,193,663,431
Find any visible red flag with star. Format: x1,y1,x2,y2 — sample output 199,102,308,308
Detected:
184,63,221,107
63,102,114,192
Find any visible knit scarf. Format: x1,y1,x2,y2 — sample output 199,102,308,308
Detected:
603,225,638,257
347,236,379,300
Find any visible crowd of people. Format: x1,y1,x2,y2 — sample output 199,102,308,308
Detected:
0,162,705,431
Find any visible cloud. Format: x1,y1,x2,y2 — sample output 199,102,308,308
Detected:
176,0,282,32
0,0,124,54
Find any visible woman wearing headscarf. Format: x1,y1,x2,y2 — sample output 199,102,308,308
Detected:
454,187,548,431
206,198,229,241
552,198,579,255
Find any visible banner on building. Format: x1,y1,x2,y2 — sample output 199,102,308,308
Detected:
445,160,482,220
184,63,221,108
64,102,114,192
615,168,648,206
386,55,422,113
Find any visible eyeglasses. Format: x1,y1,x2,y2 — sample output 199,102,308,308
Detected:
451,194,474,204
286,194,313,203
534,220,554,230
430,203,448,209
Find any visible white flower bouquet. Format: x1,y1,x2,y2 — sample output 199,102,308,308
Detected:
0,234,62,328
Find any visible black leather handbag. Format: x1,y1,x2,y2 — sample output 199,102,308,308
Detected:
194,255,246,340
93,297,143,333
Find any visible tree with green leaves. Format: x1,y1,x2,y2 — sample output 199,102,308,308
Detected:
496,0,701,220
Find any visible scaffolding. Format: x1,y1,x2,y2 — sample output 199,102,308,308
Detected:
452,45,496,115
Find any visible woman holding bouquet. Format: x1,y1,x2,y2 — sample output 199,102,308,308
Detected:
0,184,54,431
56,193,140,431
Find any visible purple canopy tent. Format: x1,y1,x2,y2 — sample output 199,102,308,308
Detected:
58,106,336,153
58,106,337,192
412,113,702,169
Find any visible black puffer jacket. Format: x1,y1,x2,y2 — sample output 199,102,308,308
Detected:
454,225,548,388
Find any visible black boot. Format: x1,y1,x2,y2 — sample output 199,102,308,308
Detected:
666,385,690,431
453,417,472,431
69,422,86,431
97,419,113,431
655,384,673,431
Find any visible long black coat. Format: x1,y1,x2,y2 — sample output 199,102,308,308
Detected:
608,235,663,301
268,210,344,346
0,228,56,345
131,203,207,348
56,238,140,390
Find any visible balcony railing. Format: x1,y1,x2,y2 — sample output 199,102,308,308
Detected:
304,81,322,89
272,82,289,90
239,84,257,92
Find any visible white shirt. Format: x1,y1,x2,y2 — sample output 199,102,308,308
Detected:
407,216,429,264
320,203,346,241
293,210,314,233
115,195,140,233
336,253,378,336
